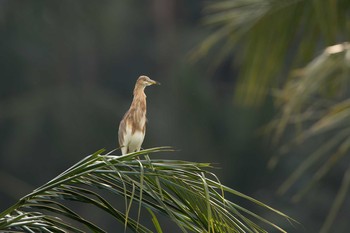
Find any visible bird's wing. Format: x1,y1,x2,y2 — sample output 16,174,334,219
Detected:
118,117,126,147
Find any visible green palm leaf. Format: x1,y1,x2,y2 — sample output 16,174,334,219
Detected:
0,147,293,232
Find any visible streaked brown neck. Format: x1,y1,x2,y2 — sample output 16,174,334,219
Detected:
131,84,147,109
133,83,146,97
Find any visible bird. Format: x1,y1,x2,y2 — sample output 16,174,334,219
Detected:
118,75,160,155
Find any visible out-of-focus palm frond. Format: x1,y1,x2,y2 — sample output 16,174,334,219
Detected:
269,43,350,232
0,147,293,233
194,0,349,105
273,43,350,143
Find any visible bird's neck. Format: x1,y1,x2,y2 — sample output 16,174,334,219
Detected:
132,85,147,109
133,84,146,97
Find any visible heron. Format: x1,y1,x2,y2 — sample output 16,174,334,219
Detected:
118,75,160,155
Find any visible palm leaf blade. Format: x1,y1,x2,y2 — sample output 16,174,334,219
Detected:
0,147,292,232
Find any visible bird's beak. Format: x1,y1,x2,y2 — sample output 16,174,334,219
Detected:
151,80,161,85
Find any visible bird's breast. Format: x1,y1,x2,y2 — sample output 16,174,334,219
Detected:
124,122,145,150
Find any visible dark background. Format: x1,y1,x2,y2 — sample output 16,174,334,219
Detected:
0,1,347,232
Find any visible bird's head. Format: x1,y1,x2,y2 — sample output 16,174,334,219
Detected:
137,75,160,87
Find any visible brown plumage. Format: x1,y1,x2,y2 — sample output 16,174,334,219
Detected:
118,75,160,154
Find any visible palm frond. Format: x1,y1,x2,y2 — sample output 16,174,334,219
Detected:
270,42,350,171
193,0,350,105
0,147,293,232
268,42,350,232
